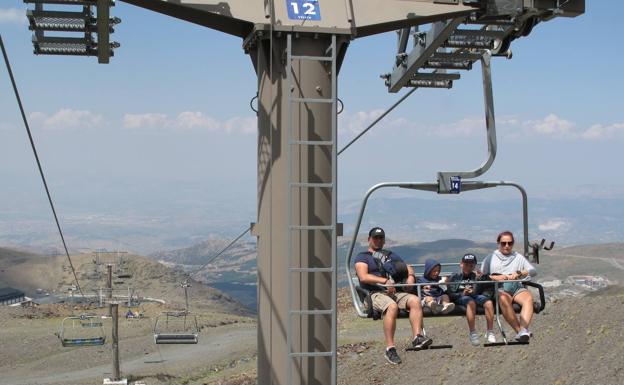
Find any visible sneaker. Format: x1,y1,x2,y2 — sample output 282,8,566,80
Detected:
426,300,441,314
469,331,480,346
441,302,455,314
412,334,433,350
384,347,401,364
514,328,530,343
485,330,497,343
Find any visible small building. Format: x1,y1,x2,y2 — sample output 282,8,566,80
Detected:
0,287,26,306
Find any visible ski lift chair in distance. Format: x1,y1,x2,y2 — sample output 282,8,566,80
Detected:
345,180,546,347
153,310,199,344
116,268,132,279
153,281,199,344
58,314,106,347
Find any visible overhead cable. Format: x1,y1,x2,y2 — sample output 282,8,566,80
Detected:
337,87,417,155
0,34,84,297
190,226,252,278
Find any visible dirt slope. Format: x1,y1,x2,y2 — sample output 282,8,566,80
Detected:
0,247,252,316
337,286,624,385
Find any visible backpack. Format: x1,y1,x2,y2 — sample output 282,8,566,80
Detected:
372,250,408,286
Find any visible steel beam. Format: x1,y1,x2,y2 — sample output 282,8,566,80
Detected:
387,17,464,93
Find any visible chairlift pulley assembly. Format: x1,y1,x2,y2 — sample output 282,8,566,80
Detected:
24,0,120,63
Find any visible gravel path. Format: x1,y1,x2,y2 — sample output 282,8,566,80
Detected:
0,310,256,385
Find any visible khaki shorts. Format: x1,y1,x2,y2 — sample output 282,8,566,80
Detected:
371,291,417,314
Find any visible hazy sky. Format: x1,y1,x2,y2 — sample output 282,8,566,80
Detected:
1,1,622,241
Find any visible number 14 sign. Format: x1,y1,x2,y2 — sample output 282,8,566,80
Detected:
286,0,321,21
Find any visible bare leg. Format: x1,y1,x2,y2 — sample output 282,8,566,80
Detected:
407,296,423,337
465,300,476,331
483,300,495,330
514,291,534,330
383,303,399,347
498,291,521,332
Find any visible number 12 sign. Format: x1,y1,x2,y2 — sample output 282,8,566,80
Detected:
286,0,321,21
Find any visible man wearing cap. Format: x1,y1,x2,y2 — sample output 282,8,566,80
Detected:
354,227,432,365
448,253,496,346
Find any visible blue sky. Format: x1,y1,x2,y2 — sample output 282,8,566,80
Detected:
1,1,622,249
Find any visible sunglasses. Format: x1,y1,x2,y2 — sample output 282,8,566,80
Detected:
372,236,385,240
499,241,514,246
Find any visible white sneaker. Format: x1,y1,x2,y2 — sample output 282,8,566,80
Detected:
469,331,480,346
514,328,530,343
441,302,455,314
485,330,496,343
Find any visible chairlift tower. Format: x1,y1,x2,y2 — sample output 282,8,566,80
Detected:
21,1,584,384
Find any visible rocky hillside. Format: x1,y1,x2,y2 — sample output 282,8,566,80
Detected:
0,246,251,316
151,237,257,284
336,285,624,385
150,237,495,283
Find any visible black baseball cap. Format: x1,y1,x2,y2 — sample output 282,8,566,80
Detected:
368,227,385,238
461,253,477,264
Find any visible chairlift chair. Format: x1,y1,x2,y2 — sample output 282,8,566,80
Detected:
153,310,199,344
345,180,532,319
344,180,547,347
59,314,106,347
116,267,132,279
153,281,199,344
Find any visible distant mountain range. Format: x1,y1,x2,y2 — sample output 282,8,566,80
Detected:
2,195,622,256
149,232,624,311
339,195,624,246
3,235,622,314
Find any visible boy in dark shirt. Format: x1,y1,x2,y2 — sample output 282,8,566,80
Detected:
448,254,496,345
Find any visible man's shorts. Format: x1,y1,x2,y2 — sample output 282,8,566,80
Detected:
455,294,491,307
371,291,416,314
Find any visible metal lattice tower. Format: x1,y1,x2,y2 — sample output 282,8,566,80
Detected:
20,1,585,384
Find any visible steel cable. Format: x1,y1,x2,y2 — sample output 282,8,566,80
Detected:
0,34,84,297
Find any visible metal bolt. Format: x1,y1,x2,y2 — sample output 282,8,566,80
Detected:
315,86,322,93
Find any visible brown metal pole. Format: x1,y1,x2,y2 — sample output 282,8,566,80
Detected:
107,264,113,317
111,303,120,381
251,32,347,385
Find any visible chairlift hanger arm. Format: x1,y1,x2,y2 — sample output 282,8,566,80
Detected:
437,51,496,191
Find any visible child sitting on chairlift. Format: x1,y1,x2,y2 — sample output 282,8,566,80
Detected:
448,253,497,346
416,258,455,315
